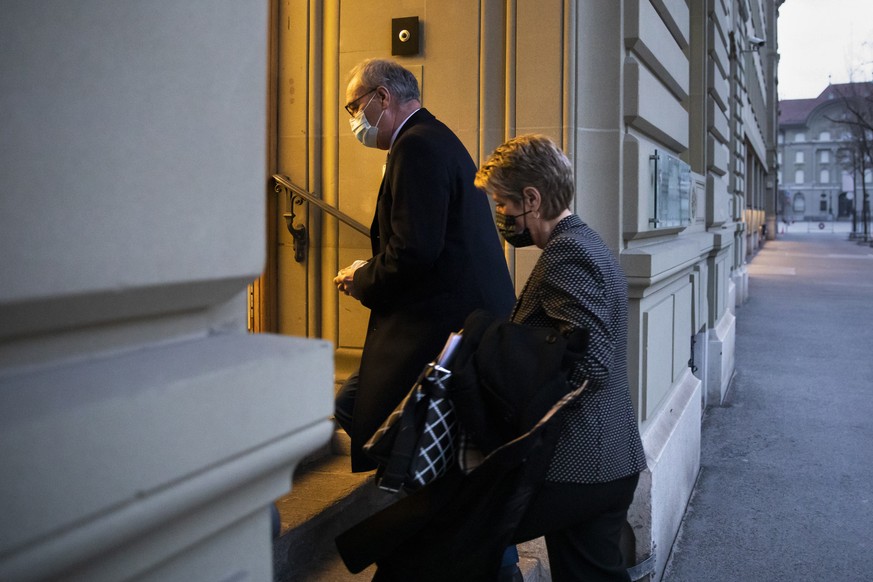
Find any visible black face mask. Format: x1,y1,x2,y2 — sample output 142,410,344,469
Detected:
495,210,534,247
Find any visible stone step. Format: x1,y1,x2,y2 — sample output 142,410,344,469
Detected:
273,400,554,582
272,453,394,581
272,449,552,581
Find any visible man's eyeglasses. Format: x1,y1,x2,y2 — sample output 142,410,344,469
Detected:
344,88,377,117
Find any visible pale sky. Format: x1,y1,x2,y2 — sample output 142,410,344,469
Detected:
778,0,873,100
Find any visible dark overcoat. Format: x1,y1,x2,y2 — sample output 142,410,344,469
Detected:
349,108,515,471
336,310,584,580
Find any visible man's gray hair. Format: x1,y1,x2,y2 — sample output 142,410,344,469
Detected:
349,59,420,103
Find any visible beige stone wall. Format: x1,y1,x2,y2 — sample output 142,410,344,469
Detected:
267,2,778,578
0,3,334,580
276,0,574,352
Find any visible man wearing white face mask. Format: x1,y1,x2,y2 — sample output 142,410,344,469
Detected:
333,59,515,477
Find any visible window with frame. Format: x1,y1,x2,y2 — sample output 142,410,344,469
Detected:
795,151,804,163
819,150,830,163
795,169,804,184
793,193,806,212
820,169,830,183
795,133,806,142
841,170,853,191
819,131,831,141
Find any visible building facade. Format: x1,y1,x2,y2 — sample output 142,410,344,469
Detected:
266,0,781,579
0,3,334,581
1,1,781,581
778,83,873,232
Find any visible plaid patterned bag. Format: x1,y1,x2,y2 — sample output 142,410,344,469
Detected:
363,362,458,493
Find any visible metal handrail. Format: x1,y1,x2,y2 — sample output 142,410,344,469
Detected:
272,174,370,236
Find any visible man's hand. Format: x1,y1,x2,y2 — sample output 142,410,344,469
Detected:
334,259,368,299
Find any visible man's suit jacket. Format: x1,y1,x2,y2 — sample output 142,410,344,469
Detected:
350,108,515,471
511,214,647,483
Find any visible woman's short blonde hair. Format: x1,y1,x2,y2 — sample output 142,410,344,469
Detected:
475,134,574,220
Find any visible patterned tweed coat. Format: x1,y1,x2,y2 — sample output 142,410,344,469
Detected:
511,214,647,484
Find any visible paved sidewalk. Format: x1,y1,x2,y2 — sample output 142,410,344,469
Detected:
663,232,873,581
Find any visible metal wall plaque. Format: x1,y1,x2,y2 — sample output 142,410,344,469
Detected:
649,150,692,228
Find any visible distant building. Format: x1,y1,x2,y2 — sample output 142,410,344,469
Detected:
778,83,873,223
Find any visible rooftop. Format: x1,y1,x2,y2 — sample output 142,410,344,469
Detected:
778,82,872,126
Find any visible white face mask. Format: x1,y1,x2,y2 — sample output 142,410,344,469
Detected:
349,92,384,148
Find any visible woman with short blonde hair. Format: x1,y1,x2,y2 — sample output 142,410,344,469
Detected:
476,134,648,582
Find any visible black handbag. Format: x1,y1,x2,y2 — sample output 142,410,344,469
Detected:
364,334,462,493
